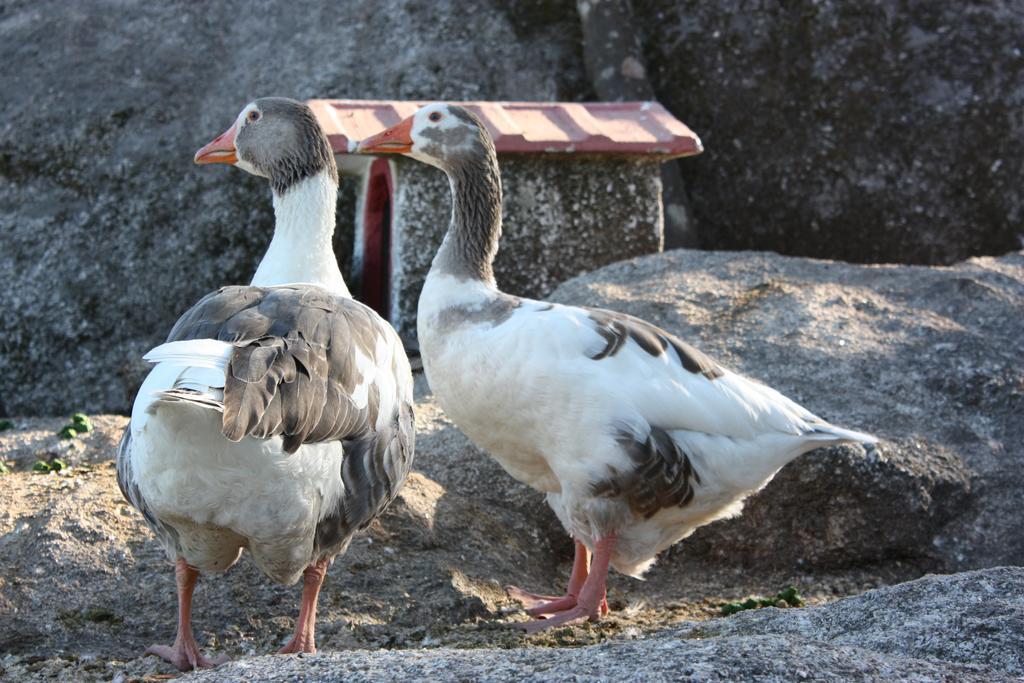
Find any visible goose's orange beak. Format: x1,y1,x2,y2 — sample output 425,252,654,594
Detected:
356,116,414,154
195,122,239,165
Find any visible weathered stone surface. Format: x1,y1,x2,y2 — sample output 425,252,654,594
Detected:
6,0,1020,417
686,567,1024,678
493,0,1024,264
2,415,1020,682
0,0,588,416
636,0,1024,264
2,250,1023,680
173,568,1023,682
574,0,696,248
2,384,910,681
388,156,662,338
550,249,1024,572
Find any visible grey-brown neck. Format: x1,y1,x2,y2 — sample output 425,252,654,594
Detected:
433,143,503,285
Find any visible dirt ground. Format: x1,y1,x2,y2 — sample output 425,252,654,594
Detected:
0,380,921,682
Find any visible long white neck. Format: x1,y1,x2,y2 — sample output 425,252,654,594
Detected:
251,169,350,297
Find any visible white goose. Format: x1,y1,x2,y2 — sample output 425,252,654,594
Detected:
357,103,875,632
117,98,414,668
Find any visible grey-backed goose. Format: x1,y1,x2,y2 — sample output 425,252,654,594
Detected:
117,98,414,668
357,104,875,632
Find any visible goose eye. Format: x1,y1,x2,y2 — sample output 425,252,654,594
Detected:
247,110,260,123
428,112,442,122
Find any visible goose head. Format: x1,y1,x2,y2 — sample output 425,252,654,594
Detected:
195,97,338,194
355,103,494,170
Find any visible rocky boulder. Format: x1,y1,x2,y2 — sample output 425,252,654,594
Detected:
1,249,1022,680
0,0,588,416
637,0,1024,264
182,568,1024,682
4,1,1021,417
550,249,1023,572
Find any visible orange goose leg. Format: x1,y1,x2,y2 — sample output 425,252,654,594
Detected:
512,535,615,632
146,558,228,671
278,557,330,654
507,540,605,616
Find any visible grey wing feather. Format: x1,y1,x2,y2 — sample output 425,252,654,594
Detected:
591,426,701,519
584,307,723,379
168,285,396,454
314,397,415,554
162,284,416,555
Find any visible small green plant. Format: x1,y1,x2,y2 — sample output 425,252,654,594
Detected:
776,586,802,607
0,419,14,432
57,413,93,439
32,458,68,474
720,585,804,616
71,413,93,432
0,461,10,475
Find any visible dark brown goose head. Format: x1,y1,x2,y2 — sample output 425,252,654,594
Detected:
195,97,338,195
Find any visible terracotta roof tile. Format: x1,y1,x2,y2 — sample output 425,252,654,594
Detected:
308,100,702,159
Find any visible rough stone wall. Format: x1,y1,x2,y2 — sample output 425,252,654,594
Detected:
492,0,1024,264
635,0,1024,264
4,0,1022,416
0,0,587,416
388,156,663,339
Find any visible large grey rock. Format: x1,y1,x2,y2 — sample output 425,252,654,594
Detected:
498,0,1024,264
2,251,1023,680
177,568,1024,682
5,0,1021,417
0,0,588,416
686,567,1024,677
550,249,1023,572
636,0,1024,264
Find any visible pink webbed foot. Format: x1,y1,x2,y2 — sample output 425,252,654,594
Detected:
506,585,580,615
277,633,316,655
515,604,597,633
507,539,592,616
146,558,227,671
513,535,616,633
505,585,561,607
513,591,610,632
146,638,228,671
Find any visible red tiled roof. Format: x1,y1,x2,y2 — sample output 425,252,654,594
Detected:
308,100,703,159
